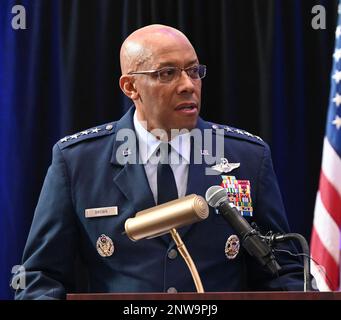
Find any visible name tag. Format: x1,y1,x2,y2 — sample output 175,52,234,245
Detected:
85,206,118,218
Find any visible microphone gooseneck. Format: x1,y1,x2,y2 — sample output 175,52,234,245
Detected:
261,232,312,291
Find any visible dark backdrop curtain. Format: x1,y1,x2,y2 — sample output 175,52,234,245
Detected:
0,0,337,299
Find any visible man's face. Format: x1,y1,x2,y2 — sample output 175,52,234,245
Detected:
132,36,202,136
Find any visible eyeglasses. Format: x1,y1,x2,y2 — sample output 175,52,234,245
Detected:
128,64,206,83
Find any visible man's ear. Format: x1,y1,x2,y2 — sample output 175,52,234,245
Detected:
119,75,139,100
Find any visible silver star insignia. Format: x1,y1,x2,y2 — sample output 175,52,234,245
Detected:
91,128,100,133
211,158,240,174
70,134,79,139
243,131,254,137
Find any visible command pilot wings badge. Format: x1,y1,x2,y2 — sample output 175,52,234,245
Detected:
211,158,240,174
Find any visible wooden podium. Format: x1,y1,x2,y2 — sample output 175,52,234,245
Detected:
67,291,341,300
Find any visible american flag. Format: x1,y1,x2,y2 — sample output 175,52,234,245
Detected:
310,4,341,291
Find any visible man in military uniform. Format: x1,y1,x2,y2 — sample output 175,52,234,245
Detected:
15,25,304,299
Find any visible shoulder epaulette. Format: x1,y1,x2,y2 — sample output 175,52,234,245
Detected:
208,122,265,146
57,122,116,149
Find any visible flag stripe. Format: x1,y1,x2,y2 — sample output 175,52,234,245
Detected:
311,260,331,291
313,191,340,264
311,227,339,290
319,171,341,227
321,137,341,197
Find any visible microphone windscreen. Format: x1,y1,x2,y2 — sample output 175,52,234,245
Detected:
205,185,228,208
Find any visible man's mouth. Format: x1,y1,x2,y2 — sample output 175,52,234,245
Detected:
175,103,198,112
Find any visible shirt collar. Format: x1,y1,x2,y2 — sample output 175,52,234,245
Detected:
133,111,159,164
133,110,190,163
169,131,191,163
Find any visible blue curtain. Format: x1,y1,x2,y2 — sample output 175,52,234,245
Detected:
272,0,336,233
0,0,337,299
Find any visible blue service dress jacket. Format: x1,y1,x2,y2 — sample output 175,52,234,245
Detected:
15,107,304,299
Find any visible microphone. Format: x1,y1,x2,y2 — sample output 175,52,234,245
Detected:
124,194,209,241
205,186,281,275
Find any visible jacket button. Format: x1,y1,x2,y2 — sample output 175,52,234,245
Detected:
167,287,177,293
167,249,178,260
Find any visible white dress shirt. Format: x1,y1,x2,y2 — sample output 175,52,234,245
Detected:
133,111,190,204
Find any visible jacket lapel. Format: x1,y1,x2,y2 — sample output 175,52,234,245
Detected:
169,119,223,247
110,107,155,215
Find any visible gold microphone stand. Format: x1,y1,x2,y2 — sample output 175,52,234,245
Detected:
169,228,204,293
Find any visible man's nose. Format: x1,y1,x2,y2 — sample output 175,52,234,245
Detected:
177,70,196,94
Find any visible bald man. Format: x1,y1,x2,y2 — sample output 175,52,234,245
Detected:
15,25,305,299
119,25,202,137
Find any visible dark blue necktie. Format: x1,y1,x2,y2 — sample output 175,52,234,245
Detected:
157,143,178,205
